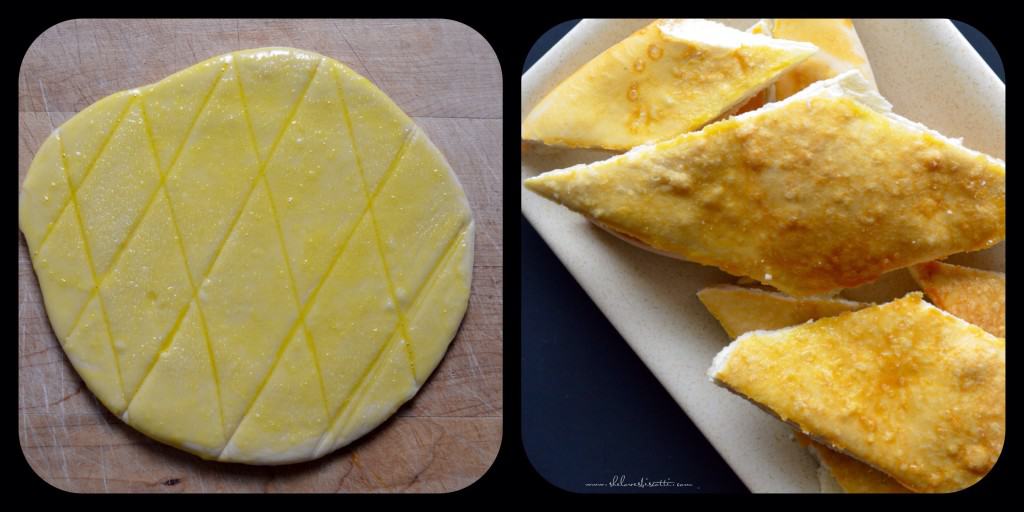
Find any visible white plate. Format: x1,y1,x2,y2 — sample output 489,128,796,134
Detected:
521,19,1005,493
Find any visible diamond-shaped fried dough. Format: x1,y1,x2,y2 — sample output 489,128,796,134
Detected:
521,19,817,150
726,20,777,116
525,71,1005,297
772,19,878,100
795,433,911,493
910,261,1005,337
698,285,912,493
697,285,867,339
709,293,1005,493
731,18,878,114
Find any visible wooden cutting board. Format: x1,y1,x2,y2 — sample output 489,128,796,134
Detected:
18,18,502,493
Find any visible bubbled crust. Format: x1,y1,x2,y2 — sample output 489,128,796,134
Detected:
525,94,1005,297
712,293,1005,493
521,20,815,150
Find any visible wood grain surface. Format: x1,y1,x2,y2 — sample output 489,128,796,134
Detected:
18,18,502,493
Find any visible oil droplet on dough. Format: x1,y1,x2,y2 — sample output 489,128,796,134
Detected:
633,58,646,72
627,82,639,102
647,44,663,60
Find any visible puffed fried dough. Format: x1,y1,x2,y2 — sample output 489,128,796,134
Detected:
521,19,817,150
709,293,1005,493
910,261,1005,337
525,72,1005,297
697,285,866,339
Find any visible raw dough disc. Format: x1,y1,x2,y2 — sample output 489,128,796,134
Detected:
19,47,474,464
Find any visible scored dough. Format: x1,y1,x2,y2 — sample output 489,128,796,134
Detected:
19,47,474,465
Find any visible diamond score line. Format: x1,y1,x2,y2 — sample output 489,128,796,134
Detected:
54,133,126,406
332,64,418,378
258,177,331,420
234,59,331,423
218,127,416,457
140,95,230,442
30,53,471,460
54,63,230,346
311,220,471,457
123,58,324,412
33,94,136,258
104,61,228,415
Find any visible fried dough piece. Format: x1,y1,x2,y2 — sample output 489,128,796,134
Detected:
525,71,1005,297
698,285,912,493
697,285,867,339
910,261,1005,337
521,19,817,150
708,293,1005,493
732,18,878,113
